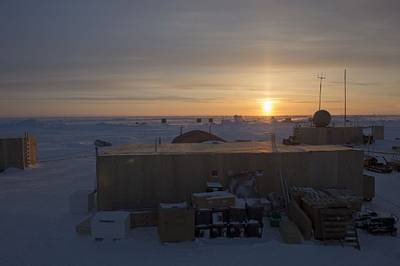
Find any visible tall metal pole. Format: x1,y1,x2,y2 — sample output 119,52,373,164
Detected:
344,68,347,127
317,74,326,110
319,79,322,110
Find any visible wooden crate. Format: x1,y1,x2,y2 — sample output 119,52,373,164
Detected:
192,191,235,209
299,190,351,240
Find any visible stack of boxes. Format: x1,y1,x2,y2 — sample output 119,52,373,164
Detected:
192,183,264,239
77,181,269,242
192,190,234,238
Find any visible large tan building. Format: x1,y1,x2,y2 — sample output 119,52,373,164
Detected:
293,126,364,145
96,141,364,211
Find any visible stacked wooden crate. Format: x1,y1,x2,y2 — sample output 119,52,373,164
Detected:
318,208,353,240
322,188,362,212
290,187,356,241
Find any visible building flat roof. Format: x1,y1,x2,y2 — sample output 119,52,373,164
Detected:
100,141,356,156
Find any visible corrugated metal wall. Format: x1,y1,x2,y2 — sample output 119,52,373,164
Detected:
96,149,363,210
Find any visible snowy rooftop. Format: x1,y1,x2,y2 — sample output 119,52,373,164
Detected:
100,141,355,156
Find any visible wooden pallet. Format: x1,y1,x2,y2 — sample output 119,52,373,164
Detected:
320,209,360,250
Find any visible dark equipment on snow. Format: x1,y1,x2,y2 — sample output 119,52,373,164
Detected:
363,156,392,173
94,140,112,148
355,209,398,236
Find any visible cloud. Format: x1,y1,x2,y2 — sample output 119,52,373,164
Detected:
327,81,380,87
0,95,226,103
2,0,400,72
0,0,399,115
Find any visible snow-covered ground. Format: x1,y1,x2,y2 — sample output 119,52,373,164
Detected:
0,116,399,266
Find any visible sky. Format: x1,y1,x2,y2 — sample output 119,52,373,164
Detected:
1,0,399,117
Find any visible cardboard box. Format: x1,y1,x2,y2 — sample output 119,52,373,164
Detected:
192,191,235,209
158,202,194,243
92,211,130,240
130,209,157,228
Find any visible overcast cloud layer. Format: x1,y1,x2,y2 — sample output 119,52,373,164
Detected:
1,0,399,116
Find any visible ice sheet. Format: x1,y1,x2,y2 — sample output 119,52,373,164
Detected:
0,116,399,266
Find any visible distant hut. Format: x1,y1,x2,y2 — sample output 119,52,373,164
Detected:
0,132,37,172
172,130,226,144
233,115,245,123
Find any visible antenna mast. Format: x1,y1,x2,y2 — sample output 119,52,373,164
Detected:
344,68,347,127
317,73,326,110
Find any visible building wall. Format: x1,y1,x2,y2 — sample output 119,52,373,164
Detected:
0,136,37,171
0,138,25,171
293,127,363,145
371,126,384,140
97,149,364,210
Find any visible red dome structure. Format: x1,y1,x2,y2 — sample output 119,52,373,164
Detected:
172,130,226,144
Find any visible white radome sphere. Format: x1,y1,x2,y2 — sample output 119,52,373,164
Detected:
313,110,331,127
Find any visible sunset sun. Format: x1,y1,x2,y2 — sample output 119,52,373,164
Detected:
262,100,273,115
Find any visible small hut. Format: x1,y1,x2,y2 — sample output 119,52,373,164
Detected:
0,132,37,172
172,130,226,144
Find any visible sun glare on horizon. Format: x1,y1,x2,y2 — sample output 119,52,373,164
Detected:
262,100,273,115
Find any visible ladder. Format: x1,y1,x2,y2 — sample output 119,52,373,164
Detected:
24,132,31,167
343,223,361,250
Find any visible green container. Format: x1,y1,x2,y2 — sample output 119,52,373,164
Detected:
270,218,280,227
271,211,281,219
270,211,281,227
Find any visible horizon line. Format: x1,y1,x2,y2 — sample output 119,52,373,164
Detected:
1,114,400,119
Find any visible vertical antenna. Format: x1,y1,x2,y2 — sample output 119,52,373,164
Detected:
317,73,326,110
344,68,347,127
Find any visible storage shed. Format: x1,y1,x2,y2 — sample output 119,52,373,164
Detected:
371,125,384,140
96,141,364,211
293,126,363,145
0,133,37,172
